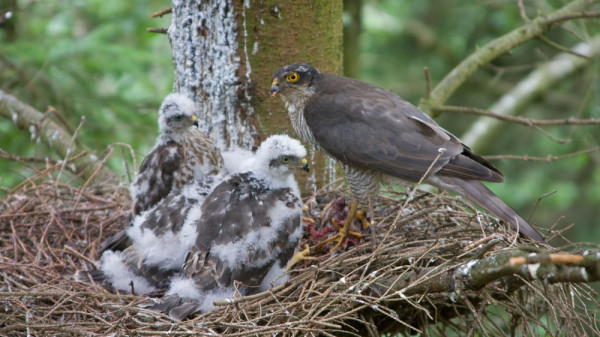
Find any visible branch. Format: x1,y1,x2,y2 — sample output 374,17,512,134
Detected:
459,35,600,151
149,7,172,18
419,0,600,115
383,249,600,298
0,89,117,182
484,146,600,162
433,105,600,126
146,27,168,34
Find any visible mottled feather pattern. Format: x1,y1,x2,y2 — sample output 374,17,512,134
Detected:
131,129,223,216
131,141,185,215
181,172,302,295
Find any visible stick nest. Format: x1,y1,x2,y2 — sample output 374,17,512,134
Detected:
1,168,598,336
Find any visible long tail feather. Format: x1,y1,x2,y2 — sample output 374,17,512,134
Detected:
434,176,546,243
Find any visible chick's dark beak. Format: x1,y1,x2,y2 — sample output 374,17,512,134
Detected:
271,79,280,97
300,158,309,172
191,115,199,127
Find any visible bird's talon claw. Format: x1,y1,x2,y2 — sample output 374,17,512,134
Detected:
287,244,316,271
302,217,315,224
355,210,371,230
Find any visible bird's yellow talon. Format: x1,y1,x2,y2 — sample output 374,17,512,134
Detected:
315,200,366,252
348,230,363,238
331,218,342,230
286,244,316,271
302,217,315,224
355,210,371,230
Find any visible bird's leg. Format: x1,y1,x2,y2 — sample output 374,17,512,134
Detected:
286,244,316,271
316,200,364,252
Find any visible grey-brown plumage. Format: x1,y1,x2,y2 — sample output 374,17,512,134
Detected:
152,135,307,319
102,93,224,253
75,181,210,293
130,93,223,216
271,63,545,243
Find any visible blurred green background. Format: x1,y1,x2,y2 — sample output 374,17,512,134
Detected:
1,0,599,242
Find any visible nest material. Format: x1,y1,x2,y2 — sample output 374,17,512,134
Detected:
1,167,598,336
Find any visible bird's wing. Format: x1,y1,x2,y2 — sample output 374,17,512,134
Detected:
182,173,301,292
305,77,502,182
131,141,186,215
120,246,176,290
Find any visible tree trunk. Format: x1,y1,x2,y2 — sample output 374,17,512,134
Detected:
343,0,362,78
168,0,343,192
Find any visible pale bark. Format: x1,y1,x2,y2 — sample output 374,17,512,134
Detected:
168,0,344,192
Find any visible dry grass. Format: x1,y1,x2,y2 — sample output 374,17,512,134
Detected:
1,163,598,336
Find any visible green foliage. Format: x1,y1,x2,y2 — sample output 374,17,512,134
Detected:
0,0,174,189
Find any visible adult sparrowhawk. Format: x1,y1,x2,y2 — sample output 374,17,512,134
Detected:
271,63,545,244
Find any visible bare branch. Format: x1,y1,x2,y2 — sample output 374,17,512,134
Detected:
517,0,529,21
420,0,600,114
146,27,168,34
460,35,600,150
433,105,600,126
484,147,600,161
537,35,591,59
423,66,431,99
385,249,600,297
547,11,600,24
0,89,117,182
149,7,172,18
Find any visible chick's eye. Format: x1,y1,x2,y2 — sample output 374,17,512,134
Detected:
172,114,184,122
280,156,292,164
286,72,299,82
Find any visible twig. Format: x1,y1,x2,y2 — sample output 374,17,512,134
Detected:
432,105,600,126
517,0,529,21
423,66,431,99
537,35,591,59
73,146,114,210
150,7,172,18
528,190,556,223
147,28,168,34
484,146,600,161
56,116,85,187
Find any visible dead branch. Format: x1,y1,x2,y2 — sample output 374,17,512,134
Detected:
484,146,600,161
146,27,168,34
149,7,172,18
433,105,600,126
0,89,117,182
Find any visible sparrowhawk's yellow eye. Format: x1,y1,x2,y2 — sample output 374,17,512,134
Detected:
286,72,299,82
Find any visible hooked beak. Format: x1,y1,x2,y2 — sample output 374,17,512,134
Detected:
300,158,309,172
270,79,280,97
191,114,199,127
